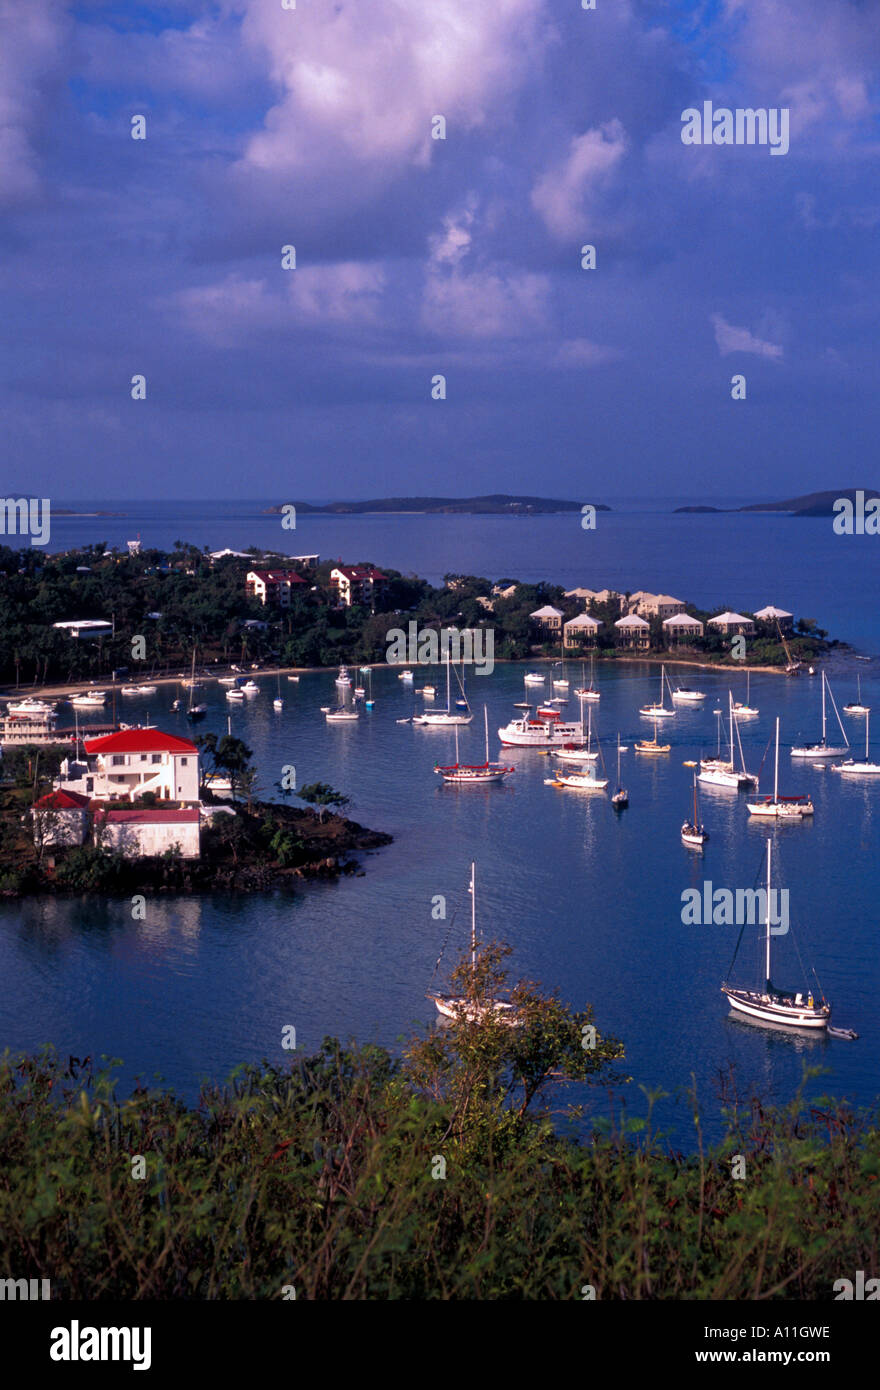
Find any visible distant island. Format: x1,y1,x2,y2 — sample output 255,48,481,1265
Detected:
265,495,609,516
675,488,880,517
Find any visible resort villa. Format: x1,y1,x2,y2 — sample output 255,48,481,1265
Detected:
245,569,307,606
530,605,564,636
663,613,705,642
754,605,794,632
563,613,603,648
707,611,756,637
614,614,651,649
329,565,388,609
41,728,204,860
55,729,201,804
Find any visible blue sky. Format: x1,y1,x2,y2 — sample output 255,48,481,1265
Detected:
2,0,879,501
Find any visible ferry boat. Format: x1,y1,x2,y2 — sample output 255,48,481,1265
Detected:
498,705,585,748
0,711,69,747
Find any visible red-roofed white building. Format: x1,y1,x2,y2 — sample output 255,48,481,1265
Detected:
329,565,387,609
32,788,91,848
56,728,200,804
94,807,201,859
246,569,307,606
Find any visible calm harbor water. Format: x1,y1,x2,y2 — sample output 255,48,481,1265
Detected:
2,501,879,1143
1,653,877,1144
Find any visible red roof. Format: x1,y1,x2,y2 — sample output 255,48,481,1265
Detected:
248,569,306,584
34,789,90,809
96,808,201,825
332,565,387,582
83,729,197,755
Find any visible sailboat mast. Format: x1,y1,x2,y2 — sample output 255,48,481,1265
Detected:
484,704,489,764
470,862,476,971
821,671,827,743
765,839,772,986
867,708,870,762
774,716,780,801
446,650,451,714
728,690,734,767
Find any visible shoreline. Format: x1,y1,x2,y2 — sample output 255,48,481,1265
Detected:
0,651,843,703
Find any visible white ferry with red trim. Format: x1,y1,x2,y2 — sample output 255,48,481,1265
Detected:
497,705,586,748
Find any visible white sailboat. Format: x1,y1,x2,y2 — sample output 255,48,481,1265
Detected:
412,653,472,725
523,670,545,686
670,681,706,703
325,705,358,721
273,672,284,710
721,839,831,1029
639,664,676,718
831,709,880,775
843,675,870,715
699,693,757,788
552,653,569,691
185,650,207,720
747,717,814,818
435,707,515,784
732,670,759,718
791,671,849,758
681,771,708,847
555,701,599,762
575,654,600,701
611,733,628,808
427,863,519,1024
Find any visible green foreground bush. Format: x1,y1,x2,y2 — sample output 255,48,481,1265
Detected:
1,951,877,1300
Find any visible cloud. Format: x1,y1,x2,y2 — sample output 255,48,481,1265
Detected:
174,262,387,344
422,266,550,340
554,338,623,368
236,0,548,187
711,314,783,360
0,0,71,207
531,120,628,240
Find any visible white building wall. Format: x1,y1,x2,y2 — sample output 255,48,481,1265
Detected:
100,821,201,858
